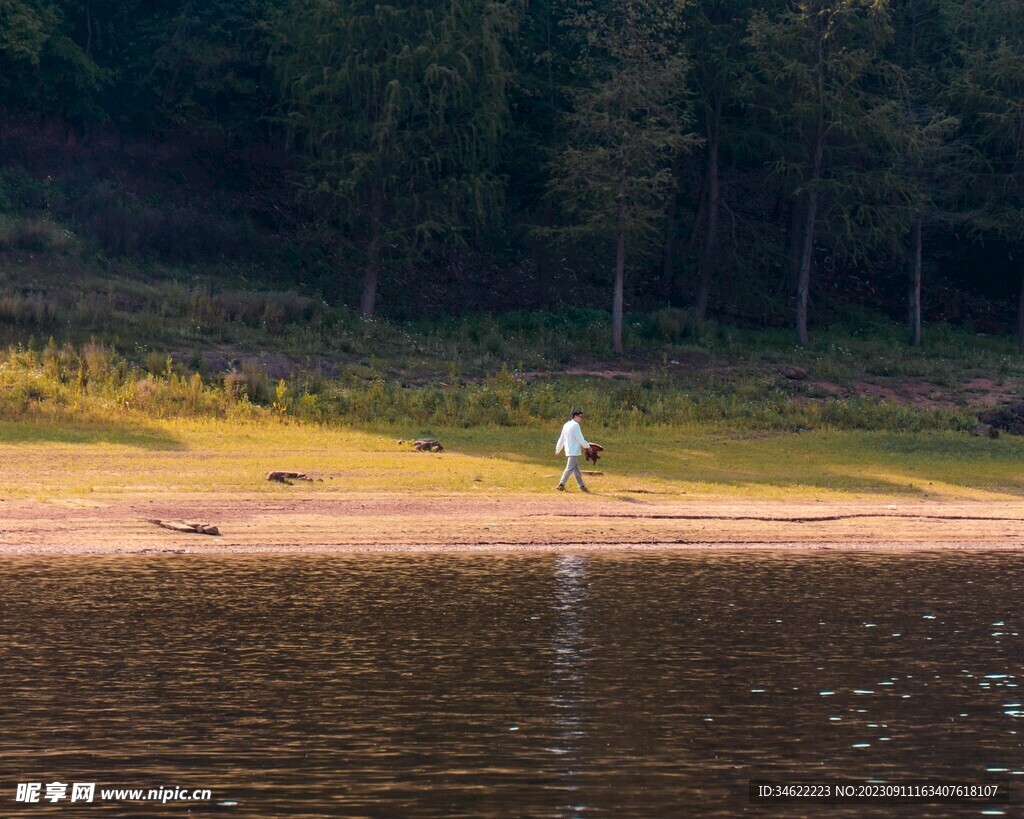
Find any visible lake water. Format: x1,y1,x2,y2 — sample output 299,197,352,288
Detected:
1,551,1021,816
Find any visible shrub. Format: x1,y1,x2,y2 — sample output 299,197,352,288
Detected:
0,293,55,325
212,291,266,324
75,293,115,326
0,218,77,253
144,351,171,377
200,289,317,329
0,334,981,434
71,184,262,262
41,340,77,382
0,167,49,210
80,341,114,385
224,361,272,403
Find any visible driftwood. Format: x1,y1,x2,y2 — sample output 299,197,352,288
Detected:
267,470,311,482
398,438,444,452
148,519,220,536
584,442,605,465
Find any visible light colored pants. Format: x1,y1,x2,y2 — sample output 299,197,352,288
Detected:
559,456,585,488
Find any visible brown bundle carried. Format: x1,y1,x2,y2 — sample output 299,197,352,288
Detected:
584,443,604,464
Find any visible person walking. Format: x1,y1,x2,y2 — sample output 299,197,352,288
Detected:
555,409,590,492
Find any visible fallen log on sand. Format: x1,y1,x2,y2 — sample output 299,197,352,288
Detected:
267,470,311,482
398,438,444,452
148,519,220,536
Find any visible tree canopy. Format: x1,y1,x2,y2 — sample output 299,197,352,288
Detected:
2,0,1024,347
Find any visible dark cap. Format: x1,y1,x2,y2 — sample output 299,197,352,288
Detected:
571,408,583,418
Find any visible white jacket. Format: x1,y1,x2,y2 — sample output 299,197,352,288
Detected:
555,418,590,457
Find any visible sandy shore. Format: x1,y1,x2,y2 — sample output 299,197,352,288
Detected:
1,493,1022,554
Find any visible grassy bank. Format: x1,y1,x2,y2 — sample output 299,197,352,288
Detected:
3,283,1024,503
2,221,1024,386
2,413,1022,502
3,337,1017,503
0,340,978,432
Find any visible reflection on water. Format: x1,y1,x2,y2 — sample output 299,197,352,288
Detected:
550,555,589,815
0,551,1022,816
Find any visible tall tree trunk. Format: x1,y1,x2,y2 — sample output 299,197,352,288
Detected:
359,178,384,317
908,213,923,347
660,180,679,302
683,172,707,259
1017,261,1024,352
795,188,817,348
787,193,804,295
694,98,722,320
85,0,93,57
359,264,379,319
796,98,825,347
612,193,626,356
535,208,555,311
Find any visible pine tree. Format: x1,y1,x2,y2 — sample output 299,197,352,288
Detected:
0,0,105,124
272,0,513,316
546,0,696,354
747,0,900,346
886,0,960,346
682,0,768,320
942,0,1024,347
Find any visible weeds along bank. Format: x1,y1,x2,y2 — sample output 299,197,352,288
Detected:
0,342,974,435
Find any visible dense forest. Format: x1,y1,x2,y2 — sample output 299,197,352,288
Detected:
1,0,1023,352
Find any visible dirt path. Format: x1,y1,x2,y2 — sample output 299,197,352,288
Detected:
2,493,1023,554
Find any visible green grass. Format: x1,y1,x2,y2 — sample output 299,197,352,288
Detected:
0,334,1013,502
2,415,1021,501
0,341,978,433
